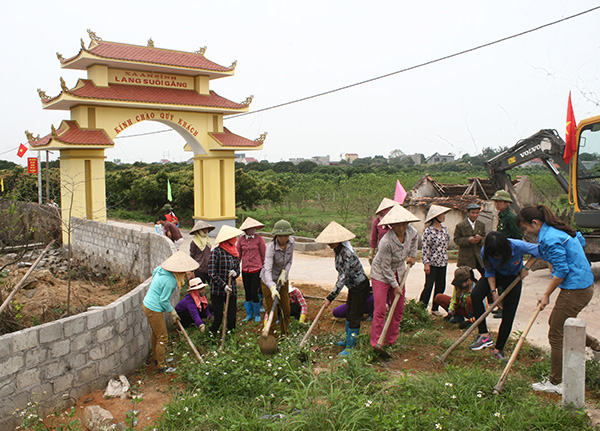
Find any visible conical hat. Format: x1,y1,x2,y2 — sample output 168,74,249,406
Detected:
375,197,397,215
190,220,215,235
239,217,265,231
188,277,208,291
378,204,419,225
425,205,451,223
315,221,356,244
161,251,200,273
215,225,244,245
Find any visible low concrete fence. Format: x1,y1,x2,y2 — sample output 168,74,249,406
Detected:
0,218,174,430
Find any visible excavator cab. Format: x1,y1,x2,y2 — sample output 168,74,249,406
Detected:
572,115,600,228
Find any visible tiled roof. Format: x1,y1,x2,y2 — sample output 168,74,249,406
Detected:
209,128,262,148
63,41,231,72
30,120,113,147
44,80,246,110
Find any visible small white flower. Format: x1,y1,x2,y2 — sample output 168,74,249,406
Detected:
477,393,482,398
451,395,457,399
436,423,442,429
184,407,189,412
365,400,373,407
494,412,501,417
445,382,453,387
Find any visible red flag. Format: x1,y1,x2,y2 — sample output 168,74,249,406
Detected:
17,143,27,158
563,92,577,164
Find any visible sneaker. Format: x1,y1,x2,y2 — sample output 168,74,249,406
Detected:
532,380,562,395
158,366,177,373
469,334,494,351
491,349,508,362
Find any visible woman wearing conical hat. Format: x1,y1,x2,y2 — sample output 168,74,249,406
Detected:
189,220,215,283
419,205,451,316
209,225,243,335
143,251,199,373
237,217,267,323
369,198,396,265
316,221,370,355
370,204,419,348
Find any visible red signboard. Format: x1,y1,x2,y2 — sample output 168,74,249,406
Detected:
27,158,38,174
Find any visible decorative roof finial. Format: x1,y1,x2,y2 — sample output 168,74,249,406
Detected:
241,95,254,106
147,38,154,48
56,52,65,62
229,60,237,70
37,89,50,101
87,29,102,42
60,77,68,92
51,125,57,137
195,46,207,55
80,38,86,49
254,132,268,143
25,130,40,142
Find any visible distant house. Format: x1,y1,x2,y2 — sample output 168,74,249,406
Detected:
426,152,455,164
407,154,423,165
235,153,247,164
289,158,306,165
246,157,258,163
311,155,330,165
344,153,359,163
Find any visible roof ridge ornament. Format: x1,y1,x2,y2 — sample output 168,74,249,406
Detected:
56,52,65,62
51,125,58,137
195,46,207,55
60,77,68,92
80,38,86,50
147,38,154,48
241,95,254,106
254,132,267,143
25,130,40,142
37,89,50,101
87,29,102,42
229,60,237,70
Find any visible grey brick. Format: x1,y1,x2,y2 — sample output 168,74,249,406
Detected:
39,322,63,344
16,369,41,390
104,307,115,322
13,330,38,352
116,319,128,334
114,302,124,320
96,327,114,343
68,353,87,369
72,332,92,352
99,355,118,374
0,379,15,397
87,310,105,329
0,355,23,379
53,373,74,394
25,347,48,367
78,363,98,382
44,361,67,379
0,334,12,356
63,316,85,336
51,339,71,359
89,345,105,361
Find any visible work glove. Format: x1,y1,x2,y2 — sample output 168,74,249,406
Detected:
299,314,307,324
269,285,280,300
225,285,232,294
368,247,376,265
277,269,287,286
199,324,206,333
170,309,180,323
228,269,237,279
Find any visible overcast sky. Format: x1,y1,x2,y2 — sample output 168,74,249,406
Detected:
3,1,600,165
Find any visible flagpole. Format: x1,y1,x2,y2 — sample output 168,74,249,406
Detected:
37,151,42,205
45,151,50,204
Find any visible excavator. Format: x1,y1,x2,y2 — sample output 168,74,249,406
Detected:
485,121,600,260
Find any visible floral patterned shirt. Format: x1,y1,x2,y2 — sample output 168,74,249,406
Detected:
421,225,450,267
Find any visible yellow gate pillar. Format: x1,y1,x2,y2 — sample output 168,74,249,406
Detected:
194,152,235,226
59,148,107,240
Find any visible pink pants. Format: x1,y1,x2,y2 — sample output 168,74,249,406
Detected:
370,277,405,347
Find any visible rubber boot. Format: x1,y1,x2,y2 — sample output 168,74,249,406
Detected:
258,292,265,313
242,301,253,322
252,302,261,323
335,321,350,347
339,327,359,356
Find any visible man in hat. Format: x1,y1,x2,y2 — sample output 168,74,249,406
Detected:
491,190,522,239
453,203,486,278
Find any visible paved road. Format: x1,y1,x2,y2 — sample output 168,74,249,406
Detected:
108,219,600,352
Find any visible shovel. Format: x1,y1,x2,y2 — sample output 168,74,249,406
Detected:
176,320,205,363
492,303,543,395
373,263,413,359
259,284,281,355
219,276,232,350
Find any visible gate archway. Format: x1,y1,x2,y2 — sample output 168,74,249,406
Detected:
26,31,264,239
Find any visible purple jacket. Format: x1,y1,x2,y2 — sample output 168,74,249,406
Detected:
175,294,212,327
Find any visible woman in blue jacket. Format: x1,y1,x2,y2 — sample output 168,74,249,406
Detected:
468,231,539,361
520,205,600,394
143,251,199,373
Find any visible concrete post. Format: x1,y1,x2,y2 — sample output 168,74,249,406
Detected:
562,318,586,409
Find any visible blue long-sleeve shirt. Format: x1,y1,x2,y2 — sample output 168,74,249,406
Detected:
537,223,593,290
143,266,177,313
481,239,540,278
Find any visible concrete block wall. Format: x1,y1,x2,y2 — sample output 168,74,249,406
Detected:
0,219,175,429
70,217,173,282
